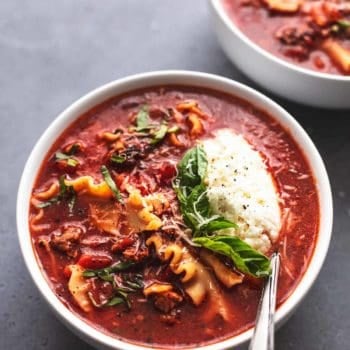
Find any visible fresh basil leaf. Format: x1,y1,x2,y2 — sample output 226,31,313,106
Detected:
125,280,143,290
174,145,238,237
82,270,96,278
193,235,271,278
135,105,150,131
200,217,238,233
55,151,79,167
337,20,350,29
36,175,76,210
176,145,207,188
67,143,80,155
101,165,123,203
83,261,135,279
110,154,126,164
178,183,209,232
150,123,168,145
106,297,125,307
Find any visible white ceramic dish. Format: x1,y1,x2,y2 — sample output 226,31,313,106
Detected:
17,71,333,350
209,0,350,109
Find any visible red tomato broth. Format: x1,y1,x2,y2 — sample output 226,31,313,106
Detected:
29,86,319,348
223,0,350,75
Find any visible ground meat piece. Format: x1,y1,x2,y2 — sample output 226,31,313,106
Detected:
50,226,83,258
154,291,183,313
276,24,316,47
122,243,149,262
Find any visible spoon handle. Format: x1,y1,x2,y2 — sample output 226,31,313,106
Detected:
249,252,280,350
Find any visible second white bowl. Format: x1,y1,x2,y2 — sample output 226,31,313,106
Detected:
209,0,350,109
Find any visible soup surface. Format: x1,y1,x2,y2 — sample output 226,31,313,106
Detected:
29,86,319,348
224,0,350,75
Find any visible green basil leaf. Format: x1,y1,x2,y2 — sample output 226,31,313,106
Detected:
82,270,96,278
110,154,126,164
36,175,76,210
150,124,168,145
55,151,79,167
135,105,150,131
200,217,238,233
193,235,271,278
106,297,125,307
174,145,238,237
337,20,350,29
101,165,123,203
176,145,207,188
83,261,135,279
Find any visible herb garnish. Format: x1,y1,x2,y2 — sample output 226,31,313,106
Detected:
36,175,76,214
193,236,271,278
337,20,350,30
54,144,80,167
82,261,135,279
150,123,168,145
110,154,127,164
101,165,123,203
173,145,236,236
173,145,271,278
83,262,143,309
133,105,180,145
135,105,152,132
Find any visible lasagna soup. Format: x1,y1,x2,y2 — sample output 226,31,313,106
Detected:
224,0,350,75
29,87,319,348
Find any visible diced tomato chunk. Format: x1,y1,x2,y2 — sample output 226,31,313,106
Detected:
63,265,72,279
159,162,176,184
78,254,112,269
112,237,135,252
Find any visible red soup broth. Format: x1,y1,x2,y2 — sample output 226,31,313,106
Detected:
29,86,319,348
223,0,350,75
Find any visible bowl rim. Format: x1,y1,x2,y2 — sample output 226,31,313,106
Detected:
17,70,333,350
210,0,350,82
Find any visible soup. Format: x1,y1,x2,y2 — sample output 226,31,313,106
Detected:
223,0,350,75
29,86,319,348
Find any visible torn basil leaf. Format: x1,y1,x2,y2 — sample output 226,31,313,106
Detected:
193,235,271,278
36,175,76,212
173,145,270,278
135,105,151,131
101,165,123,203
150,123,168,145
173,145,237,236
110,154,126,164
55,151,79,167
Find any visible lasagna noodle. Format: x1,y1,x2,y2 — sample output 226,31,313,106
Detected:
68,265,92,312
146,235,232,321
65,176,113,199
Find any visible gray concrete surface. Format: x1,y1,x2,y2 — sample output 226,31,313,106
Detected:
0,1,349,349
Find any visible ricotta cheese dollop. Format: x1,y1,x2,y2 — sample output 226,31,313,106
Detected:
201,129,281,254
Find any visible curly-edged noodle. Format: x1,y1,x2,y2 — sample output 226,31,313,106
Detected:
126,188,163,232
89,202,120,235
64,176,113,199
264,0,301,13
143,282,173,297
29,199,51,232
33,182,59,200
146,234,232,321
68,265,92,312
199,250,243,288
322,39,350,74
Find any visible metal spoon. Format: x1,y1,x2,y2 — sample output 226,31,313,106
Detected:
249,252,280,350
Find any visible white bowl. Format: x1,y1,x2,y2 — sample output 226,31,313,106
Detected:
209,0,350,108
17,71,333,350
